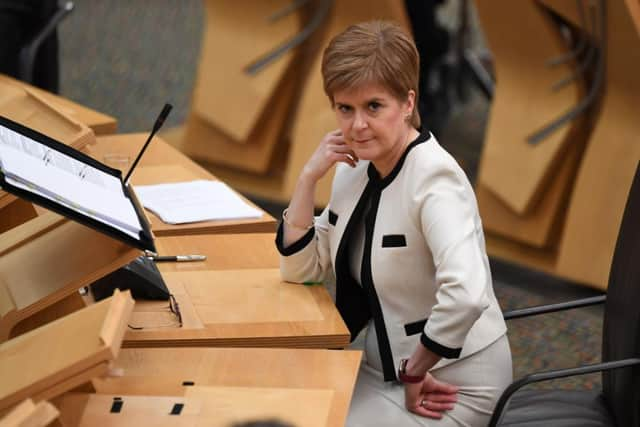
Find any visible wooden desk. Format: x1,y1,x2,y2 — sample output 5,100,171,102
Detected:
123,268,349,349
83,347,362,427
85,133,276,236
0,74,117,135
124,233,348,349
0,292,133,412
0,399,59,427
155,232,279,272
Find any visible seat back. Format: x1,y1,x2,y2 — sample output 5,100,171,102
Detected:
602,161,640,427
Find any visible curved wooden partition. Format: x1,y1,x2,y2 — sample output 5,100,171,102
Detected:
175,0,306,174
475,0,583,216
555,0,640,287
191,0,300,143
483,1,640,290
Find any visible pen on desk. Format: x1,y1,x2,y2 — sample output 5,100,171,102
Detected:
150,255,207,262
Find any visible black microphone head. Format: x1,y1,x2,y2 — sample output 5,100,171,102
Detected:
153,103,173,132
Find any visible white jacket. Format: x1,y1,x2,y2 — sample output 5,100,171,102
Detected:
277,133,507,381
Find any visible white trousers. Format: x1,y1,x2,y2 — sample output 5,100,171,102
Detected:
346,334,512,427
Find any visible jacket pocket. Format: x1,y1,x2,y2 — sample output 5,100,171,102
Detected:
328,210,338,226
382,234,407,248
404,318,427,336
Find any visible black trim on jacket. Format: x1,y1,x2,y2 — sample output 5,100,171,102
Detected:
336,131,432,382
360,185,396,381
420,332,462,359
334,182,375,345
275,221,315,256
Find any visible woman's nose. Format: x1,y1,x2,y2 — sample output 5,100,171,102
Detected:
353,111,368,130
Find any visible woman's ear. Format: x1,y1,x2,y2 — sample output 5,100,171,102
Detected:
406,89,416,115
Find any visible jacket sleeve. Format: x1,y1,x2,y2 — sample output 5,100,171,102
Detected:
276,207,333,284
415,165,491,358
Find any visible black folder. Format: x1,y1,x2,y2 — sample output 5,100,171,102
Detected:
0,115,156,253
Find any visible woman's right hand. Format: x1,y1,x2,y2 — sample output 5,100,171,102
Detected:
404,373,458,419
302,129,358,183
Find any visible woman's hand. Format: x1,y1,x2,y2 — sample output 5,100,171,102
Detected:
302,129,358,183
404,373,458,419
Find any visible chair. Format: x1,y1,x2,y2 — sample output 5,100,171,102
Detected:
491,161,640,427
18,1,74,93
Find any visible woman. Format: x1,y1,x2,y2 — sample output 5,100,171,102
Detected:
276,21,511,426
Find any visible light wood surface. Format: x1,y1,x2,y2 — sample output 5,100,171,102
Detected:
0,74,117,135
477,135,584,248
58,388,333,427
180,70,293,173
155,232,279,272
85,133,276,235
0,82,95,151
554,0,640,288
89,346,362,427
123,268,349,349
0,399,59,427
475,0,584,215
0,212,140,341
191,0,300,143
0,291,134,411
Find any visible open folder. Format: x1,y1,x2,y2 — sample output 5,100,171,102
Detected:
0,116,155,252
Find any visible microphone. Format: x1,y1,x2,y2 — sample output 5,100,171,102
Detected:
123,103,173,184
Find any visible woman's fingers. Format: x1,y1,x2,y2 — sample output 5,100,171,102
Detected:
325,144,358,167
423,373,459,395
422,391,458,404
420,399,455,411
407,395,455,419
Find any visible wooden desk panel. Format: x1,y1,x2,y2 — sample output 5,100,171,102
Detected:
0,399,59,427
59,388,332,427
0,74,117,135
0,292,133,411
0,213,139,341
85,133,276,235
123,268,349,349
91,347,362,427
155,233,279,272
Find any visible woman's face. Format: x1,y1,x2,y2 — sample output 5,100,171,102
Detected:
333,82,415,175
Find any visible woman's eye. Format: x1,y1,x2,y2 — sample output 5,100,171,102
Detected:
338,105,351,113
368,102,381,111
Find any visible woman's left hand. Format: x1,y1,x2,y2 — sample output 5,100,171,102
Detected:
404,373,458,419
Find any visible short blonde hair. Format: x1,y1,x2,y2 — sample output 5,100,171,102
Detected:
321,21,421,128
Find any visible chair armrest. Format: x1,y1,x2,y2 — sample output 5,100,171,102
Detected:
503,295,606,320
489,358,640,427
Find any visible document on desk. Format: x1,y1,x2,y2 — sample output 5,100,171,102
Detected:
134,180,263,224
0,122,143,239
